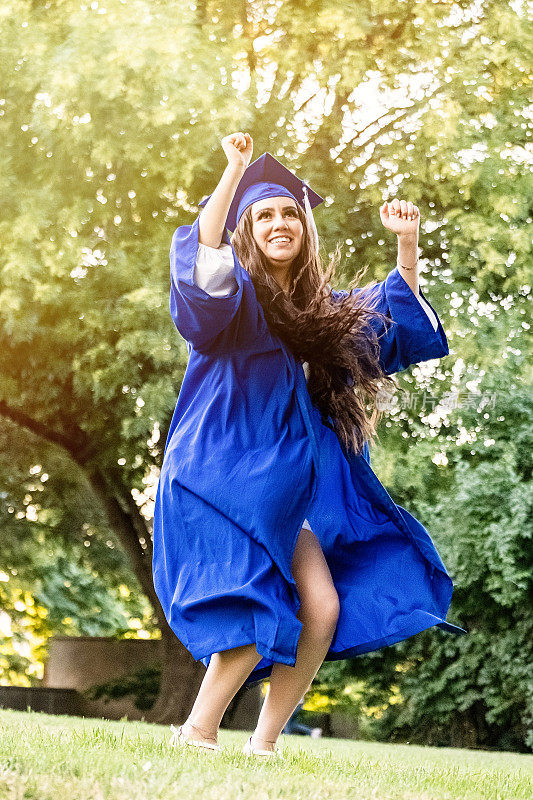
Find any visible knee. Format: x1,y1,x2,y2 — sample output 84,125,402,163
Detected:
300,590,340,642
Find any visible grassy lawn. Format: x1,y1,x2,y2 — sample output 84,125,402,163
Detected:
0,709,531,800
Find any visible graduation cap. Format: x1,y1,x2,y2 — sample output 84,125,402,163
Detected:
199,152,323,252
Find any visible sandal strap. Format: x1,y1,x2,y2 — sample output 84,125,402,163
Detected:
170,724,220,751
245,735,281,757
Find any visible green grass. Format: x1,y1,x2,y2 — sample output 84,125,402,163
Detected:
0,709,531,800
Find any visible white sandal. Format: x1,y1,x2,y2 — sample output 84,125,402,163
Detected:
170,723,221,753
242,735,282,758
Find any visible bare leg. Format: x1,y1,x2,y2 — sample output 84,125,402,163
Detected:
252,528,339,751
181,643,263,744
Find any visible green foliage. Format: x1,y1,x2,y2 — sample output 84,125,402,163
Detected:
83,665,161,711
0,422,157,684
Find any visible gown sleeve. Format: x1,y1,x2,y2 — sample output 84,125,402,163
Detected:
169,217,262,354
331,266,449,375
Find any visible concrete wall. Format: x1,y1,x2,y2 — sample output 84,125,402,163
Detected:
0,686,82,716
42,636,165,721
43,636,163,692
42,636,263,727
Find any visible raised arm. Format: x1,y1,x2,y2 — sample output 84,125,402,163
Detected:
199,132,253,247
331,199,448,375
380,197,421,295
169,132,264,355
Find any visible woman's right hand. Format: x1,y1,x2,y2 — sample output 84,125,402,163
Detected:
221,132,253,173
198,133,253,246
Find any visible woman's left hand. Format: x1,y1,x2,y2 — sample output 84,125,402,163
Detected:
380,199,420,237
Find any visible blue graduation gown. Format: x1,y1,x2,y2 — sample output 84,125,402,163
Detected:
152,217,465,686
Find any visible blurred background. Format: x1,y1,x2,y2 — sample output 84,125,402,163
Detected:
0,0,531,752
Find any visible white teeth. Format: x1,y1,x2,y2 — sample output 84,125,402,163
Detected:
270,237,290,243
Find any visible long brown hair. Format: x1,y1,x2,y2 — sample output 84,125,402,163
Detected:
231,204,396,455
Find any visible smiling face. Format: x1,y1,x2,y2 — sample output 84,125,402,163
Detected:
250,196,304,275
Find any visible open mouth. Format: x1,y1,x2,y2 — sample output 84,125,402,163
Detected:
269,237,292,244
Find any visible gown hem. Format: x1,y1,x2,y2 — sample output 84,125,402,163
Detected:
192,632,299,670
242,610,466,686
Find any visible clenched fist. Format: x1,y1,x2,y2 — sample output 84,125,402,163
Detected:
221,132,253,174
380,199,420,238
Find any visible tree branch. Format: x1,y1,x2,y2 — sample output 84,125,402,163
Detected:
241,0,257,74
0,401,86,457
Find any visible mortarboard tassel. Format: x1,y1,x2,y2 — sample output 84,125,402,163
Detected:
303,183,319,256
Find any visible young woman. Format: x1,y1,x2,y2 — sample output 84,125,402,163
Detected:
152,132,464,756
